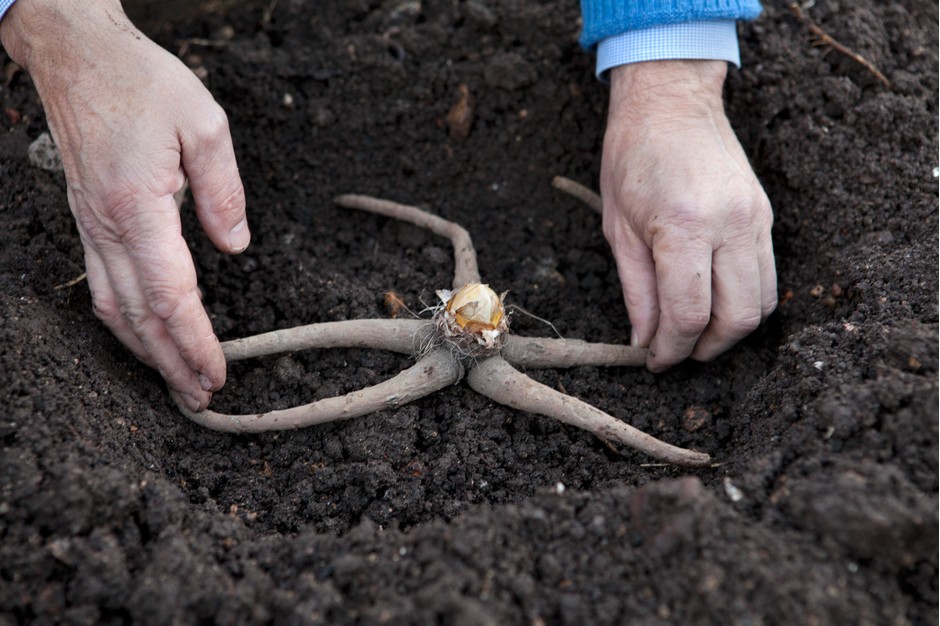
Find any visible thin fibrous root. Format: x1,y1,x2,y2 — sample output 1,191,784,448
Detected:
502,335,647,369
173,347,463,433
551,176,602,214
54,272,88,290
335,194,481,289
467,355,712,467
789,2,891,89
220,319,432,362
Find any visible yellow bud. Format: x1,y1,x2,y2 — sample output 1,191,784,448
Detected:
445,283,504,334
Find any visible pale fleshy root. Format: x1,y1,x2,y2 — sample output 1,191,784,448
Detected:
220,319,433,361
502,335,646,369
335,194,481,289
551,176,602,214
170,190,711,469
467,355,712,468
172,348,462,434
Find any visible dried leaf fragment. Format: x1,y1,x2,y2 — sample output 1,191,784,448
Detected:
446,83,474,141
384,291,407,318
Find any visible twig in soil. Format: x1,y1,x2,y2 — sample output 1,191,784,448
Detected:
172,189,712,468
789,2,892,89
261,0,279,27
175,37,231,59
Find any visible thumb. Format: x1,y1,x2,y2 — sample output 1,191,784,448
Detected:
181,106,250,254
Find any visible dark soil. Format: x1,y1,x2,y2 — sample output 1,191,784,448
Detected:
1,1,937,624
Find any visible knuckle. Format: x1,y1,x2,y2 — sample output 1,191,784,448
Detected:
200,106,231,142
215,184,247,218
757,201,775,234
666,305,711,336
118,301,154,330
722,310,763,336
100,183,138,211
118,219,171,253
73,188,139,243
746,191,775,230
146,284,199,323
720,196,766,236
755,191,774,217
736,188,775,223
660,200,711,232
91,291,122,326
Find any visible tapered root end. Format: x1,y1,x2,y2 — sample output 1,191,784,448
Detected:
334,193,481,288
467,356,713,468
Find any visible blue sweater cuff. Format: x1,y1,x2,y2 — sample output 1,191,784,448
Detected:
580,0,762,49
0,0,15,22
596,19,740,80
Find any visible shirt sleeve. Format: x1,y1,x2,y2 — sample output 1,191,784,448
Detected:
596,19,740,80
0,0,15,22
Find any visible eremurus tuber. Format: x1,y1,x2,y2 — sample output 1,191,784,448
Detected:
171,183,713,468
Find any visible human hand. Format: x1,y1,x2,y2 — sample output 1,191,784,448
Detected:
600,60,776,372
1,0,249,409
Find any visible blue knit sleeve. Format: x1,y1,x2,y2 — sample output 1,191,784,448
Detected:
0,0,15,22
580,0,762,49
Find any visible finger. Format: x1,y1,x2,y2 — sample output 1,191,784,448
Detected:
68,183,217,411
757,225,778,321
94,197,225,405
179,104,250,254
96,246,212,411
603,209,659,347
97,243,214,408
121,197,227,392
691,239,762,361
647,231,713,371
81,238,155,368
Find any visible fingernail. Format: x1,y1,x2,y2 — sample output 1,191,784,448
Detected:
179,392,202,412
229,219,250,252
630,330,639,347
198,374,213,391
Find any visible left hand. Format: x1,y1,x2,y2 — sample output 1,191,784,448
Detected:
0,0,250,409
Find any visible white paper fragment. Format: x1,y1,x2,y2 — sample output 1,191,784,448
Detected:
723,477,744,502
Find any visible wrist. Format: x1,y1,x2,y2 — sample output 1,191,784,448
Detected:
608,60,727,123
1,0,126,77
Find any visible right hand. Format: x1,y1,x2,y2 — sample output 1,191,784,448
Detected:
1,0,250,410
600,61,777,372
